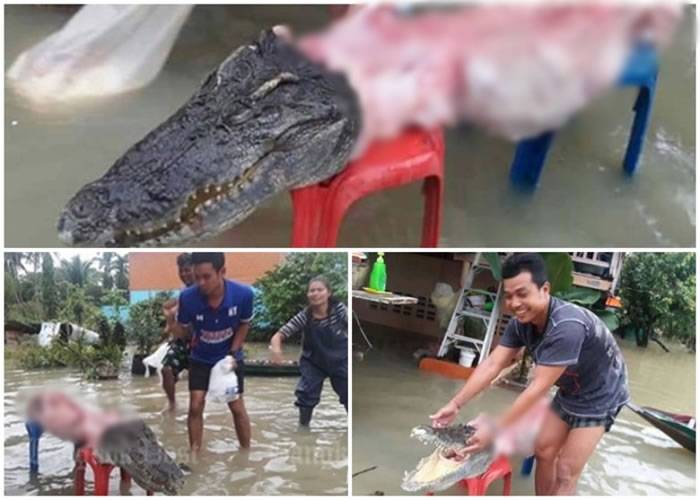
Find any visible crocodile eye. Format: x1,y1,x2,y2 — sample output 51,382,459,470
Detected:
70,187,109,219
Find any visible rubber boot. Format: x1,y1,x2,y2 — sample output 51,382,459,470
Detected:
299,406,313,426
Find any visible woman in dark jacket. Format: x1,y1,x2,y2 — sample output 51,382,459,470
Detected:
270,276,348,426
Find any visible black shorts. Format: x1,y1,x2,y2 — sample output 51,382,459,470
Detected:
552,398,623,432
188,358,245,394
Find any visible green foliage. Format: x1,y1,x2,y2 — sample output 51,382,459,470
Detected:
556,286,602,306
7,337,124,380
127,292,173,354
58,284,103,331
41,254,59,319
619,253,695,351
251,253,347,340
542,253,574,294
7,339,67,369
483,253,502,280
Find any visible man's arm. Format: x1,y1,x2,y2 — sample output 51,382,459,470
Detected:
230,323,250,354
431,345,522,426
169,321,191,339
452,345,524,408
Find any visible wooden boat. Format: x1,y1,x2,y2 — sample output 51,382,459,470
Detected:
244,359,300,377
627,402,695,452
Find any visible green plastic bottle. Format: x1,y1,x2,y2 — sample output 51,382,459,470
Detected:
369,252,387,292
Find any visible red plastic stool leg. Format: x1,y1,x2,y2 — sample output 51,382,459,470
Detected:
291,187,329,247
503,471,512,495
120,468,131,488
463,478,487,495
74,458,86,495
421,175,443,247
91,463,113,496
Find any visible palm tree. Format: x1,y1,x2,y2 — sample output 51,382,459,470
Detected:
59,255,97,288
98,252,115,290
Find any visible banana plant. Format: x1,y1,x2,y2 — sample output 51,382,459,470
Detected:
482,252,619,331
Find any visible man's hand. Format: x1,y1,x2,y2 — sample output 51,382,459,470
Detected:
226,354,237,371
454,417,496,458
430,401,460,428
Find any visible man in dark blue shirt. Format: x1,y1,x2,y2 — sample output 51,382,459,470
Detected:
431,253,629,495
172,252,254,453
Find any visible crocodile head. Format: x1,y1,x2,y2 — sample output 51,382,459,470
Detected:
57,30,360,246
402,424,494,493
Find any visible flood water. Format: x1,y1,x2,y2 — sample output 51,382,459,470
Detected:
4,5,695,247
4,344,348,496
351,336,695,496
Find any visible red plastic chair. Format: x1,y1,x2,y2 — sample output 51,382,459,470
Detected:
426,455,512,496
459,455,512,495
290,127,445,247
74,447,153,496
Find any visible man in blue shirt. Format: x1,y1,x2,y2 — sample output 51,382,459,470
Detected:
172,252,254,453
431,253,629,495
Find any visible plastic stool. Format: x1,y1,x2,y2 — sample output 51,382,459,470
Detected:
74,447,153,496
510,42,658,188
26,421,44,473
459,455,512,495
290,128,445,247
426,455,512,496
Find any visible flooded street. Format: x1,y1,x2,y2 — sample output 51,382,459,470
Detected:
4,5,695,247
4,344,347,496
352,337,695,496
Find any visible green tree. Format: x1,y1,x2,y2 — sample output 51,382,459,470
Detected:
252,253,347,339
41,254,59,319
619,253,695,351
58,284,103,330
127,292,173,354
98,252,115,290
113,255,129,291
59,255,96,287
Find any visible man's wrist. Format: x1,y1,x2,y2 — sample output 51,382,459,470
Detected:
450,399,462,410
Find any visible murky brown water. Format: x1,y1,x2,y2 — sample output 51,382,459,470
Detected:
4,5,695,247
351,336,695,496
4,344,347,495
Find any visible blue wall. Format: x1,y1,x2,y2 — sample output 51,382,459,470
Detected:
130,289,180,304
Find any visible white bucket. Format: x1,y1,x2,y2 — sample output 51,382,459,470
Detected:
459,349,476,367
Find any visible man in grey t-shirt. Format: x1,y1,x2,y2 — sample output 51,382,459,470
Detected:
430,253,629,495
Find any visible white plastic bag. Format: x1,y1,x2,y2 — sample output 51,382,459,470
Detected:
430,283,458,328
207,356,240,404
142,342,170,380
7,5,193,104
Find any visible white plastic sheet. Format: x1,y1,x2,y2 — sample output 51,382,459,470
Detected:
7,5,193,103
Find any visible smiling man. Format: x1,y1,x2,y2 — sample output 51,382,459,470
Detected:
430,253,629,495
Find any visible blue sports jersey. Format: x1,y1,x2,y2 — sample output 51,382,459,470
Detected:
177,279,254,365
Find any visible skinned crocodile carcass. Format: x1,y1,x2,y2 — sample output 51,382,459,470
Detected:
27,391,184,494
57,29,360,246
401,424,494,493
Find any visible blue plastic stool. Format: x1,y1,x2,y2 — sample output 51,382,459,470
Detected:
26,421,44,473
509,42,659,188
520,455,536,476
